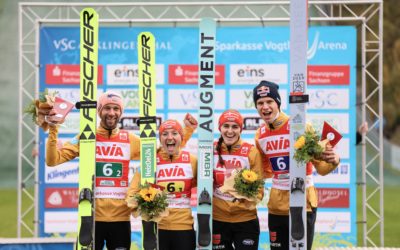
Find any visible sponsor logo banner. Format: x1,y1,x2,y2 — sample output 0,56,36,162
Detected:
230,64,288,84
45,161,79,183
46,64,103,85
119,116,162,130
308,65,350,85
113,89,164,110
243,117,263,131
313,163,350,184
308,88,349,110
317,188,350,208
45,187,79,208
229,89,288,110
168,89,225,110
315,212,351,233
107,64,165,85
168,65,225,84
44,211,77,233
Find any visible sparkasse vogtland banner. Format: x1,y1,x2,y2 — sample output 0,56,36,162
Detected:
39,26,357,249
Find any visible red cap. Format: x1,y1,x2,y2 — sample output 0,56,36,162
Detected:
97,91,124,114
159,119,183,138
218,109,243,131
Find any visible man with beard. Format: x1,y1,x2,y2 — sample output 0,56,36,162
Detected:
40,91,196,250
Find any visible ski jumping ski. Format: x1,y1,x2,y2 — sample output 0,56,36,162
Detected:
76,8,98,250
138,31,158,250
197,18,216,250
289,1,309,250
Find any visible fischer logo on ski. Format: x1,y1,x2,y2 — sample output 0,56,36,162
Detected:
197,18,216,249
138,31,158,250
77,8,98,250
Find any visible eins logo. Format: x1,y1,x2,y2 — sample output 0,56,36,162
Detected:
236,66,264,78
114,66,138,78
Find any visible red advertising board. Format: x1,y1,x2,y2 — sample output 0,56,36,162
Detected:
308,65,349,85
168,64,225,84
317,187,349,208
45,187,79,208
46,64,103,84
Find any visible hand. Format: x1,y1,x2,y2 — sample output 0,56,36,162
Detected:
35,100,59,129
36,99,54,116
183,113,198,130
40,107,65,126
321,144,340,165
358,122,369,135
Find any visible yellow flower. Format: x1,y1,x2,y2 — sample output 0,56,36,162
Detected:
294,136,306,149
233,169,265,199
139,187,157,202
241,169,258,183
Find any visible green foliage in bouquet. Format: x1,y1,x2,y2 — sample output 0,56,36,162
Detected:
233,169,265,199
126,183,168,221
293,129,324,164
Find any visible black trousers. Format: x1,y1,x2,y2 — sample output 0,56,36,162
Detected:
95,221,131,250
268,208,317,250
158,228,196,250
212,218,260,250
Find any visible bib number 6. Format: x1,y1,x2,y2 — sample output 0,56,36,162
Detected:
96,162,123,177
270,156,289,171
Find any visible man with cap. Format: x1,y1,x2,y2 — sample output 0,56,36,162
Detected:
252,81,340,250
39,91,197,250
127,119,198,250
212,109,265,250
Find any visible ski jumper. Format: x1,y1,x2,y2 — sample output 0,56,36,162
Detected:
46,125,194,249
212,139,265,250
127,149,197,250
255,112,339,250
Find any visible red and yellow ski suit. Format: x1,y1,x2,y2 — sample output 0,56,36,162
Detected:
213,139,265,223
46,125,194,222
255,112,339,216
127,148,197,230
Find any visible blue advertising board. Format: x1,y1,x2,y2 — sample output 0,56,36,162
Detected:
39,26,357,249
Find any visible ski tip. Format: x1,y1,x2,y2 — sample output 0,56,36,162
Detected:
200,17,216,25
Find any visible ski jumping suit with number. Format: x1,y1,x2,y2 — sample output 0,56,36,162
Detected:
255,112,339,250
212,139,265,250
45,125,194,248
127,149,197,249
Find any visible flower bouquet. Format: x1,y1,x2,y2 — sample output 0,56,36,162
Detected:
219,169,264,204
293,126,328,164
126,184,169,222
24,89,58,131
